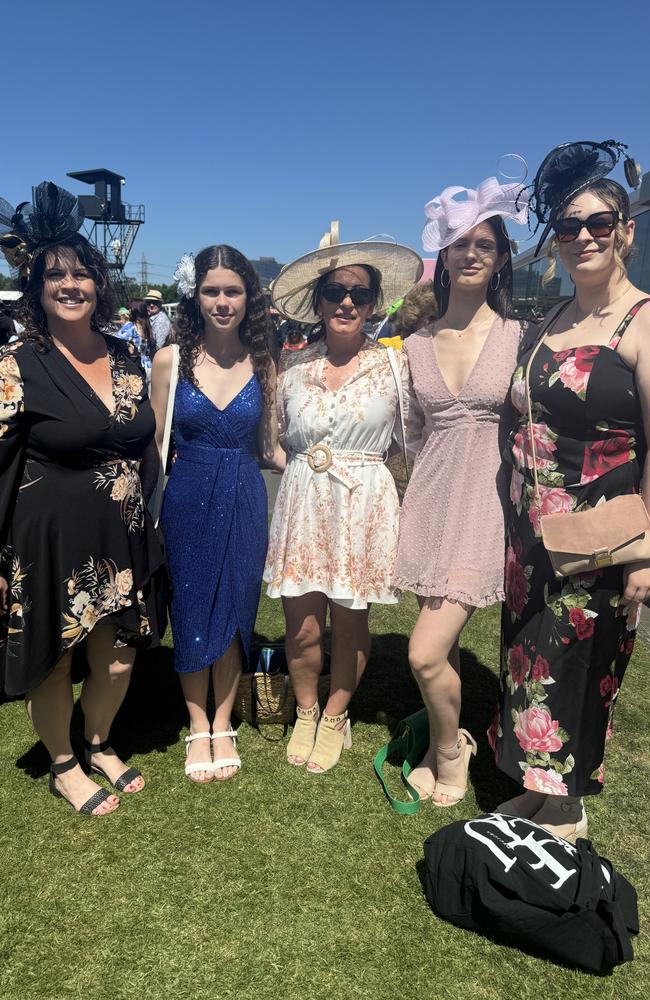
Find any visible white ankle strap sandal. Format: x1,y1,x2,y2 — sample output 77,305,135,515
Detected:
211,729,241,774
184,731,213,777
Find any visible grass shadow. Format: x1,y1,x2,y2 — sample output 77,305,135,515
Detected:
15,643,186,781
353,634,520,810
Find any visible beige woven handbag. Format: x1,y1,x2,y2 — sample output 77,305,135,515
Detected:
234,644,330,731
524,320,650,579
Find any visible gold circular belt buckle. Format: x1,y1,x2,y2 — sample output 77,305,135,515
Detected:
306,443,333,473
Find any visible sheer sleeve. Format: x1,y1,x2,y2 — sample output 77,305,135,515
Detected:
0,346,26,552
396,349,425,457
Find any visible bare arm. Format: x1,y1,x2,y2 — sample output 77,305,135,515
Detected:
258,360,286,471
621,305,650,606
140,345,174,499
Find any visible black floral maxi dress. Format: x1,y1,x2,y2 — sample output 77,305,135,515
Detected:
0,335,164,700
491,299,650,797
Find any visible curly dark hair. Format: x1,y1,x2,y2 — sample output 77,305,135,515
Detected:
14,236,116,351
173,245,274,396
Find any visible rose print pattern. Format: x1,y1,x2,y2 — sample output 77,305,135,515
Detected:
0,347,24,435
0,554,31,655
93,459,145,532
110,341,145,423
581,429,635,485
62,558,135,646
548,344,599,399
493,300,650,796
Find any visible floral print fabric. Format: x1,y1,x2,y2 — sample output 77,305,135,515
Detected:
264,340,408,608
493,300,650,796
0,336,163,699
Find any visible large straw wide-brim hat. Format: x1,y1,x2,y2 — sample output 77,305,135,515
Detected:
271,222,424,323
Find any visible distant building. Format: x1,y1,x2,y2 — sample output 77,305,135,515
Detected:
251,256,283,288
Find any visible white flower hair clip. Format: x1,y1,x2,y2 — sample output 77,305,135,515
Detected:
173,253,196,298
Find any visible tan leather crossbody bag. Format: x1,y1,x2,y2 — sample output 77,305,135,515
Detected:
524,315,650,579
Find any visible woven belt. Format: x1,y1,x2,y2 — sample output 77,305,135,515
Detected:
293,444,384,491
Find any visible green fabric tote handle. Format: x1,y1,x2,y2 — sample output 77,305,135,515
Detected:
373,708,429,815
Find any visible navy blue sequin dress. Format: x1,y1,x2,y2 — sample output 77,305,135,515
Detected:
161,376,268,673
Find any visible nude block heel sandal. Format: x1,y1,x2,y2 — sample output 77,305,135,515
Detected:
306,711,352,774
432,729,477,807
287,702,320,766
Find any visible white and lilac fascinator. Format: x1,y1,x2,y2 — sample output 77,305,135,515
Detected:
173,253,196,298
422,176,529,253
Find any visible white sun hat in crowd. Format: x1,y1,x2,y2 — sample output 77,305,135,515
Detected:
271,222,424,323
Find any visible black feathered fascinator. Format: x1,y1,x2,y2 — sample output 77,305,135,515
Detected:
0,181,85,277
525,140,641,256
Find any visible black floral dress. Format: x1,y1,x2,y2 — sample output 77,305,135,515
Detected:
0,335,164,700
491,299,650,797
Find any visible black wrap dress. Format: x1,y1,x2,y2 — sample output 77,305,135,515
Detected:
0,334,164,699
492,299,649,797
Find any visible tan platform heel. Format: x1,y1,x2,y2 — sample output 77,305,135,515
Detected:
306,710,352,774
287,702,320,766
432,729,477,807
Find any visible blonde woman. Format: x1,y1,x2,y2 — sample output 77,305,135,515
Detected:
493,140,649,842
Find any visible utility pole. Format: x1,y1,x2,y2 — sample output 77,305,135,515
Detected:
140,252,148,290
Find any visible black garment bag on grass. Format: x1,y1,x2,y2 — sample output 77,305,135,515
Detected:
423,813,638,974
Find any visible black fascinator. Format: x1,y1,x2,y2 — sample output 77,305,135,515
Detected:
0,181,85,276
527,140,640,256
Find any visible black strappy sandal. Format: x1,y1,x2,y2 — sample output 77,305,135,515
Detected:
49,755,118,815
83,739,144,793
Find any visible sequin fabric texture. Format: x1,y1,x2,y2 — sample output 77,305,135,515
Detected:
161,376,268,672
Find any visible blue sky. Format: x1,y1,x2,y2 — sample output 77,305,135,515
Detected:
2,0,650,284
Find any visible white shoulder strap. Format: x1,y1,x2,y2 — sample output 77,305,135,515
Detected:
151,344,179,528
386,346,409,482
160,343,179,472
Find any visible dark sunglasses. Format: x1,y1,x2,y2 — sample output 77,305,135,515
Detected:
552,211,621,243
321,283,373,307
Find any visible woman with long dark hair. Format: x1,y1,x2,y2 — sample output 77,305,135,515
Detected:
492,141,649,842
393,177,528,807
117,300,157,383
149,245,282,783
0,182,164,815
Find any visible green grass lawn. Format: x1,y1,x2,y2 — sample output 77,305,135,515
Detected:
0,595,647,1000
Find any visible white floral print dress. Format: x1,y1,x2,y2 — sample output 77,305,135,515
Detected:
0,335,164,700
264,339,412,609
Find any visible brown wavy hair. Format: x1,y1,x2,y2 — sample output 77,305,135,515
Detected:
14,236,116,351
393,280,437,338
173,245,274,397
128,299,156,355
